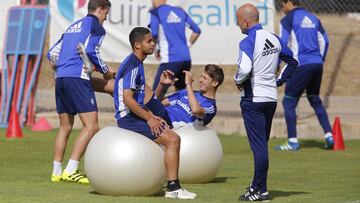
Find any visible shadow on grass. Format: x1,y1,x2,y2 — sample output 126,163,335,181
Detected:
89,190,165,197
269,190,310,200
209,176,237,183
301,140,325,149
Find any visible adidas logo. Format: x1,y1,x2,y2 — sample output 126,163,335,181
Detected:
166,11,181,23
301,16,316,28
262,39,279,56
66,21,82,33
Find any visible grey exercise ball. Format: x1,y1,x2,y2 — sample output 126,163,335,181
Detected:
84,126,166,196
175,126,223,183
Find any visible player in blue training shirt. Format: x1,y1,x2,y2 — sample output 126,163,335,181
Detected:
276,0,334,151
234,4,298,201
47,0,115,184
114,27,197,200
148,0,201,95
151,64,224,130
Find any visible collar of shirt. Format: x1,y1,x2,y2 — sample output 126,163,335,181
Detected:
245,23,263,35
86,14,100,23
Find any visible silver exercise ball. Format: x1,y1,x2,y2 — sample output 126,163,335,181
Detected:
84,126,166,196
175,125,223,183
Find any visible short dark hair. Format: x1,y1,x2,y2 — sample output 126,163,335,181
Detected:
129,27,151,49
204,64,224,88
88,0,111,13
280,0,301,6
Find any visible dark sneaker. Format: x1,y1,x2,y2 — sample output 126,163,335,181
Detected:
239,187,269,201
324,136,334,149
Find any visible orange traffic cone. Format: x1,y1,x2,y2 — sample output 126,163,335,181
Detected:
32,117,52,131
332,117,345,150
6,106,23,138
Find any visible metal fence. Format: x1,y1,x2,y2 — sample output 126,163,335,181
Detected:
275,0,360,13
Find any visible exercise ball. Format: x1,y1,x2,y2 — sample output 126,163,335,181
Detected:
84,126,166,196
175,125,223,183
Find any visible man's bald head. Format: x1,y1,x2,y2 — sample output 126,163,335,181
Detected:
236,4,259,34
237,4,259,23
152,0,166,8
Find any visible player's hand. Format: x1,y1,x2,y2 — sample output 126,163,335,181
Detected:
103,69,116,80
49,55,58,71
236,83,244,92
183,70,194,85
160,70,176,85
147,116,168,137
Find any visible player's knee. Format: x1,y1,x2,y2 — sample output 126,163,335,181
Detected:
164,130,181,147
84,123,99,137
307,95,322,107
282,96,297,108
60,124,73,134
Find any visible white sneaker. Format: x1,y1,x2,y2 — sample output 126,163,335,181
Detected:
165,188,197,199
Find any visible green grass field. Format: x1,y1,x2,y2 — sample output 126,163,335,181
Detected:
0,128,359,203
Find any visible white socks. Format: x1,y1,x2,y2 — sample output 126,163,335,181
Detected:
324,132,333,139
289,138,299,143
53,161,62,176
64,159,79,174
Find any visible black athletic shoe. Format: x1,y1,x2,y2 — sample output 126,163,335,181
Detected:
239,187,269,201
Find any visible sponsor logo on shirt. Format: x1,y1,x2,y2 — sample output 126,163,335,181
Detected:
301,16,316,28
262,39,279,56
167,11,181,23
176,100,192,116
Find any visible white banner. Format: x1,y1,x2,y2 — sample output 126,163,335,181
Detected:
0,0,20,69
49,0,274,65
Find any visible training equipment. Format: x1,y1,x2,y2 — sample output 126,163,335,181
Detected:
332,117,345,150
6,105,23,138
174,126,223,183
84,126,166,196
77,42,94,73
275,141,300,151
0,7,49,128
165,188,196,200
61,170,89,184
31,117,52,131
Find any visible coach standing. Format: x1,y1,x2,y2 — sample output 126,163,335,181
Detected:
234,4,298,201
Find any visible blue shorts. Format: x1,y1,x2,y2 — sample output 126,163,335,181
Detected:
117,96,172,140
55,77,97,115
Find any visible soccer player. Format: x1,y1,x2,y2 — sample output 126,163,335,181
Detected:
148,0,201,95
276,0,334,151
234,4,298,201
47,0,115,184
114,27,196,199
152,64,224,130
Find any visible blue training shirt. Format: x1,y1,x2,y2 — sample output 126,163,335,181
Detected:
165,89,216,128
280,7,329,66
234,24,298,102
47,14,109,80
114,53,146,120
148,4,201,63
